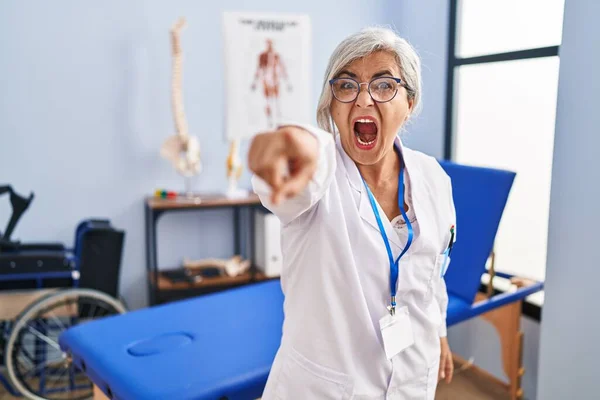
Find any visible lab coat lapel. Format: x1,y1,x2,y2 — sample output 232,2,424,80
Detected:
358,187,404,252
335,135,404,252
401,142,434,253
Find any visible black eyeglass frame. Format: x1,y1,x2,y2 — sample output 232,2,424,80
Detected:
328,76,408,104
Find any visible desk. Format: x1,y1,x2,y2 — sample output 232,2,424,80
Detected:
145,193,270,305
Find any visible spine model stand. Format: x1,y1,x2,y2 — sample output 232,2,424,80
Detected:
160,17,201,196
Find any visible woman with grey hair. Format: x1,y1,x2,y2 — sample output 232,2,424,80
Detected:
249,26,456,399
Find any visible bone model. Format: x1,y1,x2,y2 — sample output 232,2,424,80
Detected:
226,139,242,181
160,17,201,178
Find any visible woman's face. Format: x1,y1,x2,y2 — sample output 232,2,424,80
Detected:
330,51,414,167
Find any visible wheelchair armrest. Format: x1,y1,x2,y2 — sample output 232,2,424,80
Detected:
18,243,66,251
0,238,20,251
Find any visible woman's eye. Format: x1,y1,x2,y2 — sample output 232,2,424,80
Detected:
376,82,392,90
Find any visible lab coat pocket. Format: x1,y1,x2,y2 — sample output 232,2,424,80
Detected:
400,255,436,305
275,347,354,400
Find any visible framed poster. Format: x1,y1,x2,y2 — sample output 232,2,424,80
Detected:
223,12,311,140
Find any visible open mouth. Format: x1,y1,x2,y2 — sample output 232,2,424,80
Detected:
353,118,378,149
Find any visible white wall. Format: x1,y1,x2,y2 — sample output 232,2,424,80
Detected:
387,0,449,159
537,0,600,398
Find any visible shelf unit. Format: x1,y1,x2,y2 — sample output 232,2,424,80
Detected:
144,193,275,305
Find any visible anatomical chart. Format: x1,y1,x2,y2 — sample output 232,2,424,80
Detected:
223,12,311,140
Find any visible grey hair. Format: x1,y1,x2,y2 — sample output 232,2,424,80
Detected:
316,26,422,134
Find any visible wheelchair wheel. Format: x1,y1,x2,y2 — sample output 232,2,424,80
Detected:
4,288,126,400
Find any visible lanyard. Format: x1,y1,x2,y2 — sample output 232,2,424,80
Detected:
362,169,413,316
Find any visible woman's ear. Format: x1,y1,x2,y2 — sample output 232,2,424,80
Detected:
407,98,415,113
404,98,415,122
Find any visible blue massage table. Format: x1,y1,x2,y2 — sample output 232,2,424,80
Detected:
58,161,543,400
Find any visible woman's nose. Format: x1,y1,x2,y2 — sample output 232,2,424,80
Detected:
355,84,374,108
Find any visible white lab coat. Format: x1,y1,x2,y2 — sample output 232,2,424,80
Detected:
252,123,456,400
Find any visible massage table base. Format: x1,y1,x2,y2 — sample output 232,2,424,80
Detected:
462,292,525,400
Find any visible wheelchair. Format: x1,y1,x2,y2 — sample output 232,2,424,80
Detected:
0,185,127,400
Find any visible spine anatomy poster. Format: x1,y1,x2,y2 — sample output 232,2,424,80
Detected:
223,12,311,140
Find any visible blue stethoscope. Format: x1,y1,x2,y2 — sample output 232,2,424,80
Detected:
361,156,413,316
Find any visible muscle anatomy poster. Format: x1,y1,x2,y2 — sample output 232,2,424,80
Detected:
223,12,311,140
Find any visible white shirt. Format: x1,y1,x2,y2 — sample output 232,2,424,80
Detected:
392,169,418,242
253,123,456,399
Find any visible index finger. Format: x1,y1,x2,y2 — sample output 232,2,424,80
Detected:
273,161,313,204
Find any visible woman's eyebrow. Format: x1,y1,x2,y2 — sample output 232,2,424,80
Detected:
335,70,356,78
334,69,396,79
371,69,395,78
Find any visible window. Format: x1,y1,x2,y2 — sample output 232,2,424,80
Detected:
445,0,566,308
456,0,565,58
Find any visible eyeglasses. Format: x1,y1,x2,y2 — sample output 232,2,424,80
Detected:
329,76,406,104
